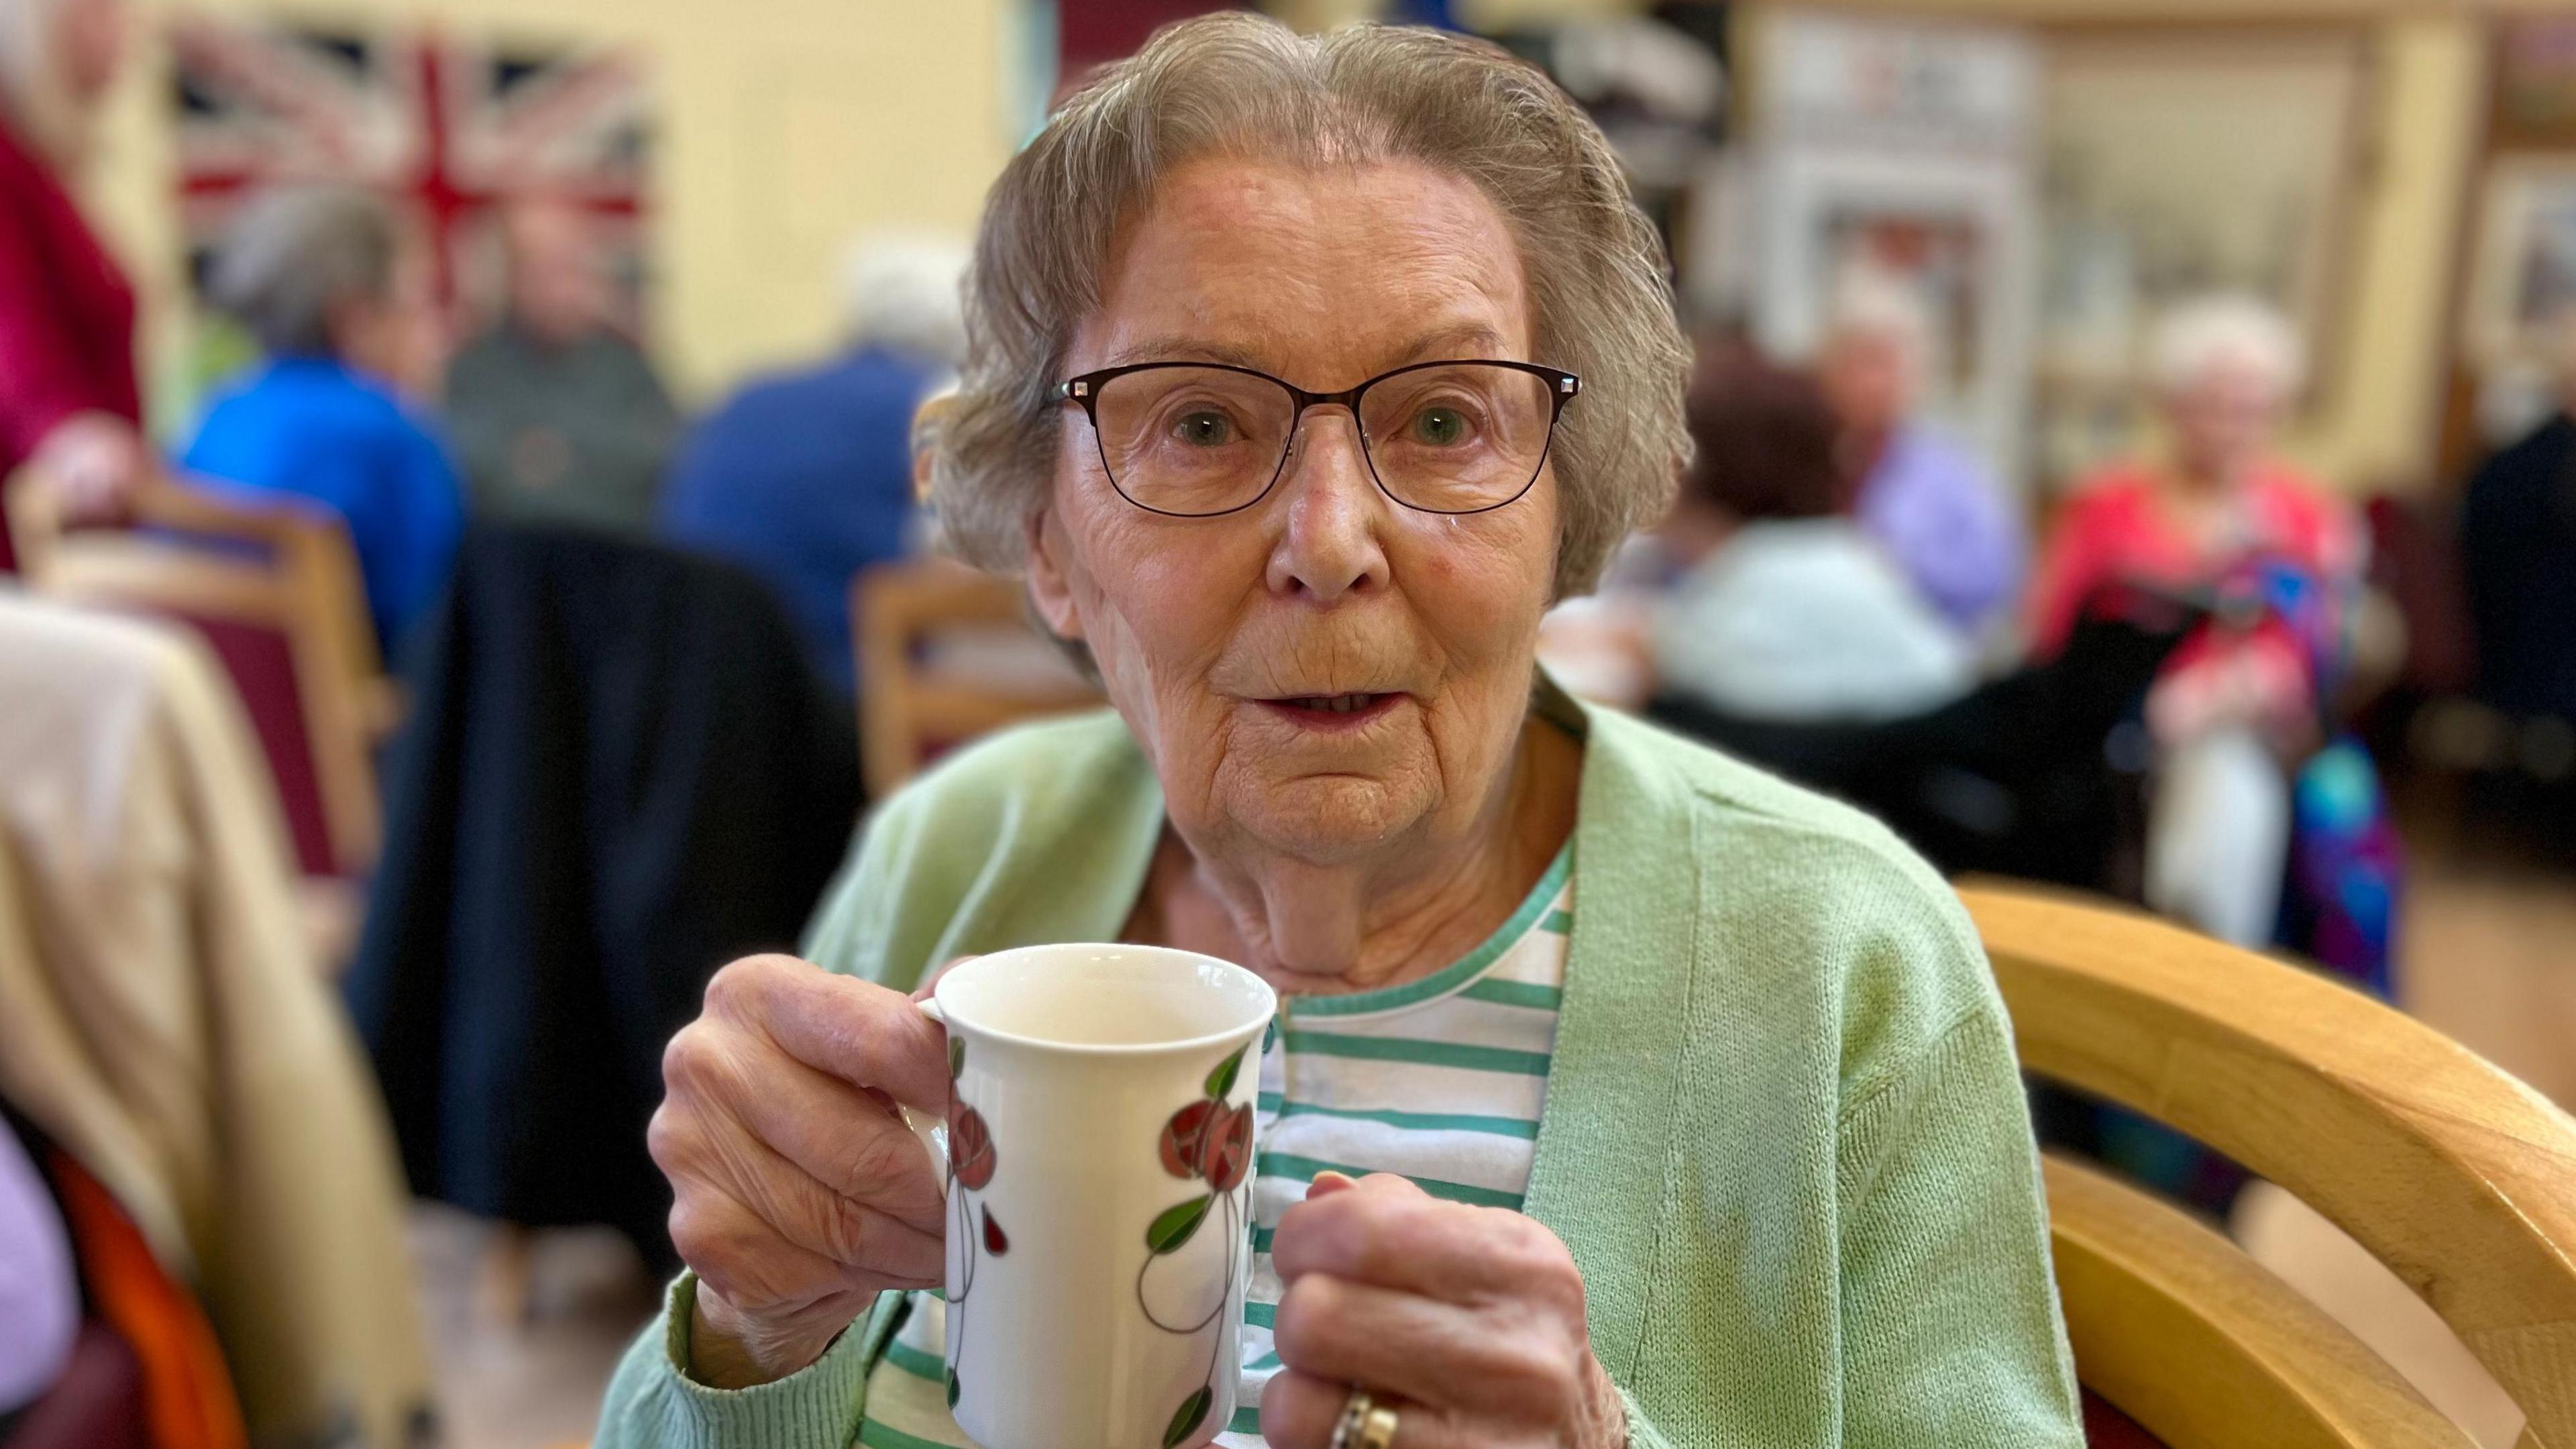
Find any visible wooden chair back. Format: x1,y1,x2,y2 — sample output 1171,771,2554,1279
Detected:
1958,882,2576,1449
6,472,394,878
853,557,1102,798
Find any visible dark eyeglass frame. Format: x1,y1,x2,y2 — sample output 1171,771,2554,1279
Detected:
1057,358,1581,519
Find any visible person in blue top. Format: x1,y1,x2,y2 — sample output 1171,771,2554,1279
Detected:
182,185,464,657
658,233,966,698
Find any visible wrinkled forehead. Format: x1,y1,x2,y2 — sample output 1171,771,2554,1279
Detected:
1068,155,1536,390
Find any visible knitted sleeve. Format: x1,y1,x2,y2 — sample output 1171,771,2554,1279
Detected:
1834,1006,2086,1447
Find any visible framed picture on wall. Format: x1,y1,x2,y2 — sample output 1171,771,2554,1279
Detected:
2447,19,2576,460
1750,11,2038,494
2032,25,2373,483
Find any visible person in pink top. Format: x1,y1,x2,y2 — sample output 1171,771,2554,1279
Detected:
0,0,153,571
2029,296,2363,945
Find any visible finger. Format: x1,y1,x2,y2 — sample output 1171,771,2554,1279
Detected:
710,955,951,1112
666,1178,892,1318
1271,1273,1564,1418
1271,1179,1536,1301
650,1091,944,1279
727,1126,945,1282
1260,1368,1474,1449
1304,1170,1358,1200
684,1029,946,1229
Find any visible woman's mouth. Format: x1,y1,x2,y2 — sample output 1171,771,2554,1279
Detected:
1258,692,1401,729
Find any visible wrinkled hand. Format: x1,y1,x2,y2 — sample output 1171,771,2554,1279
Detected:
649,954,951,1387
1261,1173,1626,1449
30,412,150,524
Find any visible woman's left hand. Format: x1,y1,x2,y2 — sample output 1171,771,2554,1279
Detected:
1261,1173,1627,1449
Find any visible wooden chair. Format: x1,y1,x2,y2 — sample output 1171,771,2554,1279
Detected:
7,472,398,967
853,557,1102,798
1958,882,2576,1448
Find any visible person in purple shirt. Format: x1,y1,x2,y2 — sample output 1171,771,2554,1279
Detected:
1819,278,2026,637
0,1114,77,1421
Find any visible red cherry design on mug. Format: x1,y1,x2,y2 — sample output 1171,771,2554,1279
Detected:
1160,1099,1217,1180
1199,1104,1253,1191
951,1105,997,1191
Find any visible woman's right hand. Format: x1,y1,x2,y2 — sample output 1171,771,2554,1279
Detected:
649,953,953,1387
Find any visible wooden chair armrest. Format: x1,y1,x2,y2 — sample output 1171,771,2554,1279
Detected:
2044,1152,2468,1447
1958,881,2576,1446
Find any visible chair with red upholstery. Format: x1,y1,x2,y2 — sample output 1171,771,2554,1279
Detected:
5,472,393,967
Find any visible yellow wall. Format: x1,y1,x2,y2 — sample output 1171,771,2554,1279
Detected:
2299,13,2481,491
81,0,1022,419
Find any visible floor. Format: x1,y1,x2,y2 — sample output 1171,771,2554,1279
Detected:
411,1208,655,1449
409,857,2576,1449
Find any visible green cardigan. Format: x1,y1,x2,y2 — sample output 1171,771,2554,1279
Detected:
598,690,2085,1448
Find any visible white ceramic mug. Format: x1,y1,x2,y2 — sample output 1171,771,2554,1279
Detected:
906,944,1276,1449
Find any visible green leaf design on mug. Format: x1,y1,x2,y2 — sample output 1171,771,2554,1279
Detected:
1146,1193,1214,1254
949,1036,965,1080
1163,1385,1212,1448
1204,1044,1248,1099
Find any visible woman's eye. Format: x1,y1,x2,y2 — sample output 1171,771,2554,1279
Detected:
1409,406,1470,446
1171,410,1236,447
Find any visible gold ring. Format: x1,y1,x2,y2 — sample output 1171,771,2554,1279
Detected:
1326,1389,1375,1449
1355,1403,1401,1449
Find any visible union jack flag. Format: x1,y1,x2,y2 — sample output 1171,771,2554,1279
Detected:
169,15,653,334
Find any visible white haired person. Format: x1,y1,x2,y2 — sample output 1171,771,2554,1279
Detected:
658,231,971,698
0,0,148,569
598,15,2081,1449
1819,272,2027,637
2027,296,2363,946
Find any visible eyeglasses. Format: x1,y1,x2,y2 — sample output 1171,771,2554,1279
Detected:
1059,360,1580,519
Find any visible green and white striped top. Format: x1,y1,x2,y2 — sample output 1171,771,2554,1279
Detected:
855,845,1574,1449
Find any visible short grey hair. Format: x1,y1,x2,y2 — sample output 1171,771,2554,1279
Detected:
1827,267,1933,377
207,185,396,360
928,11,1690,598
841,230,971,366
2149,293,2306,401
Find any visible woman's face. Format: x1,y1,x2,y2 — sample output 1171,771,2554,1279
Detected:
1028,156,1561,867
2166,355,2286,484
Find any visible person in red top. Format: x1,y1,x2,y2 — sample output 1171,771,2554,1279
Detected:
2028,295,2364,946
0,0,149,572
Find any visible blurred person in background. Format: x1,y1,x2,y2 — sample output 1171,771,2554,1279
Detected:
2461,306,2576,723
183,186,466,657
447,197,679,534
0,0,148,569
2027,295,2363,947
0,1115,76,1430
658,231,969,698
1650,343,1972,722
1820,273,2025,639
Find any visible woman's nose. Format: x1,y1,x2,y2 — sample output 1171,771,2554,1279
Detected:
1265,411,1391,603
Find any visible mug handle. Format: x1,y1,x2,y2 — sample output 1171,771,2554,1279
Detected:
900,998,949,1179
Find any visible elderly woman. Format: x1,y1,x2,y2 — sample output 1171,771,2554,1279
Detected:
2027,295,2362,947
0,0,150,568
182,186,464,655
601,16,2080,1449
